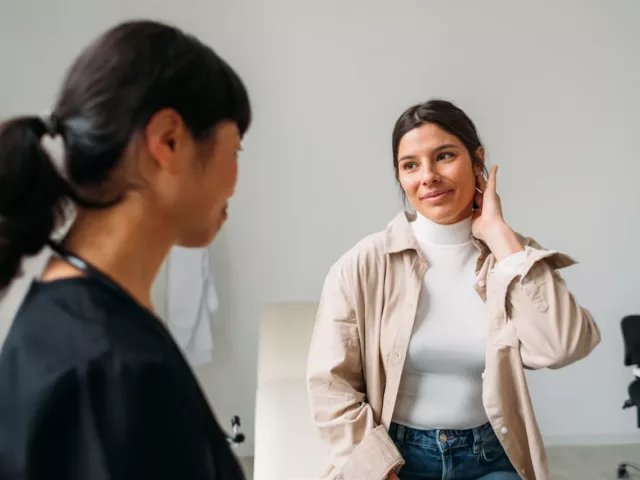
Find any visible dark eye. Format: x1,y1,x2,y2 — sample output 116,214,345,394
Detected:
402,161,418,171
437,152,455,161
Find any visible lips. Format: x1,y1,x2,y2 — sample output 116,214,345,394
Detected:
421,189,453,202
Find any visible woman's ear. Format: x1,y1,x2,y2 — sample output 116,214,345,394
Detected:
474,146,485,176
144,108,184,173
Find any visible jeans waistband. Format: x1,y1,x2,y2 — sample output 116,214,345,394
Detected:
389,421,496,448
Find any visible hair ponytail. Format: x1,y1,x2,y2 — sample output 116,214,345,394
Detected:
0,20,252,291
0,117,69,290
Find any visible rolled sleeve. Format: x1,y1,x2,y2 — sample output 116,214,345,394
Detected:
341,425,404,480
488,243,601,370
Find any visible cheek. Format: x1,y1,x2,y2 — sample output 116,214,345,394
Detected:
215,156,238,192
399,174,420,197
204,157,236,191
448,163,476,198
228,159,238,190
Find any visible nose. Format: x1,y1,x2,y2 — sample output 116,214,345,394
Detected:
420,163,440,186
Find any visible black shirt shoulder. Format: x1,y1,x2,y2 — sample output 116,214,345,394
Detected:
2,278,165,368
0,278,245,480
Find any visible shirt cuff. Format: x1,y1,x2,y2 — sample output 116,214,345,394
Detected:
340,425,404,480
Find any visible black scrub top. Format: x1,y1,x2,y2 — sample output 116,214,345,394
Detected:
0,277,245,480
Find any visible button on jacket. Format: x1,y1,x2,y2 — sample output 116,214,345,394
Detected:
307,212,600,480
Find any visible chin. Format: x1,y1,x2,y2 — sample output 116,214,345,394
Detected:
418,206,470,225
177,227,220,249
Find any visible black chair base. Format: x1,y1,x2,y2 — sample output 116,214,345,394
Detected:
618,462,640,479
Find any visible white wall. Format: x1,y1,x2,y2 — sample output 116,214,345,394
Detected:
2,0,639,457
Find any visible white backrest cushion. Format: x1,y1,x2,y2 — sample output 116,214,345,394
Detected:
257,302,319,387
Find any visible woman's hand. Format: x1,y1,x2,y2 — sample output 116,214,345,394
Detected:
472,165,524,261
387,471,400,480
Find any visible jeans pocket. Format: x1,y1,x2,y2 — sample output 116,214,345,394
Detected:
479,434,507,463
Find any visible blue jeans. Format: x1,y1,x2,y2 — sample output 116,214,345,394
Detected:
389,422,520,480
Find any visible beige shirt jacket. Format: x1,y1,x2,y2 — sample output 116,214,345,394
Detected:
306,212,601,480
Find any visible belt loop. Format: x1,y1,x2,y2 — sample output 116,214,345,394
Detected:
397,424,405,446
472,425,481,454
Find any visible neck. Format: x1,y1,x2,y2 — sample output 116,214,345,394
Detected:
45,197,173,310
411,211,473,246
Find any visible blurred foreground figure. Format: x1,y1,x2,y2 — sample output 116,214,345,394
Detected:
0,20,251,480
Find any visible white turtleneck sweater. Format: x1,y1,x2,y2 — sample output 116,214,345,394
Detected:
392,213,527,430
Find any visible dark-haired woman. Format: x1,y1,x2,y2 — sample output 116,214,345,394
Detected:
0,21,250,479
307,100,600,480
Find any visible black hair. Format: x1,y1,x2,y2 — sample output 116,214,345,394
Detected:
0,20,251,290
391,99,486,185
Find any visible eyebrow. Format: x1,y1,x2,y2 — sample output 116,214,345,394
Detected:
398,144,459,162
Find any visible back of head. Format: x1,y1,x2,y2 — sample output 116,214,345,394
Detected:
0,20,251,291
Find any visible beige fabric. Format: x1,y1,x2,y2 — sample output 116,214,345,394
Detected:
306,212,601,480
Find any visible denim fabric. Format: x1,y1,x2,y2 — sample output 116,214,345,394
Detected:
389,422,520,480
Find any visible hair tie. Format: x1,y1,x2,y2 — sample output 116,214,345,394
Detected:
43,113,62,137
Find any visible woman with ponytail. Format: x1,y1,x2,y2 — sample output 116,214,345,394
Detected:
0,20,251,479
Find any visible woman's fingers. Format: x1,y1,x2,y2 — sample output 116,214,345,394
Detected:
476,172,487,193
486,165,499,194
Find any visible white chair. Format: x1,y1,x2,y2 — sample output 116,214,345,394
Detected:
254,302,327,480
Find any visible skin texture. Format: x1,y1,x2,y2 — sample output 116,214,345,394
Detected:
41,110,242,311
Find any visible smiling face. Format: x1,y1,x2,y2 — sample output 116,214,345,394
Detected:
397,123,484,225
